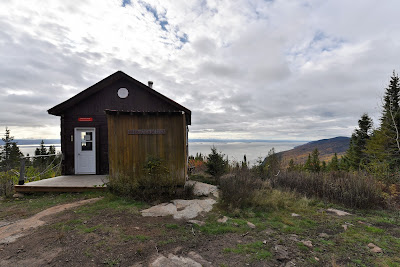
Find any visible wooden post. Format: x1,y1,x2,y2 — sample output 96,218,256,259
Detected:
18,158,25,185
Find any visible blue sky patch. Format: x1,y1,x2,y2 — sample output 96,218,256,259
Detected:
179,33,189,44
160,20,168,31
122,0,131,7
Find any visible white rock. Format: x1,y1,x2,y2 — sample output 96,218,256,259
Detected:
141,199,216,220
187,251,213,267
291,213,300,217
185,181,218,197
301,240,313,248
187,220,205,226
326,208,351,216
12,193,24,198
174,202,203,220
168,254,202,267
217,216,228,223
319,233,329,238
368,243,383,253
247,221,256,229
141,203,177,217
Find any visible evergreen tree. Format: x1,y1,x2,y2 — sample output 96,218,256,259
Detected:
321,161,327,172
48,145,56,165
241,154,248,169
345,113,373,170
195,152,204,161
365,71,400,171
304,149,321,172
9,142,23,170
328,153,339,171
304,154,312,172
263,147,281,178
33,140,48,170
0,127,22,171
205,146,228,180
287,159,296,172
310,148,321,172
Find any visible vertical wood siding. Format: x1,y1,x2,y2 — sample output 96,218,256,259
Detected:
107,113,187,185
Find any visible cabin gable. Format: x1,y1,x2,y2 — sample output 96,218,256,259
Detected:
48,71,191,176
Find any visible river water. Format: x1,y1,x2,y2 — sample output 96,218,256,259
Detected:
18,141,306,166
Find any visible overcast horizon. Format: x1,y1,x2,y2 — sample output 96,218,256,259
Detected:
1,1,400,140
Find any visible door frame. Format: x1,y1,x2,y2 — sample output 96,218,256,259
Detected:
74,127,96,174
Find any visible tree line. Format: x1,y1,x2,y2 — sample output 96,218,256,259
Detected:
0,127,61,178
264,71,400,184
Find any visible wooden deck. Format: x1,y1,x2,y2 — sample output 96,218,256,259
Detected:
14,175,108,193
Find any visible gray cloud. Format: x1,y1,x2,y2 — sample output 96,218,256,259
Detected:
0,0,399,140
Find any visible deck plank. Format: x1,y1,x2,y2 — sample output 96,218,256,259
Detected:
14,175,108,193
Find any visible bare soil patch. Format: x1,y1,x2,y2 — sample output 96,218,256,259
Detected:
0,198,102,244
0,192,399,267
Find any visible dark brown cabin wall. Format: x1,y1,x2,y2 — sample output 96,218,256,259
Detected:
67,79,180,115
107,113,186,185
60,79,184,175
62,113,109,175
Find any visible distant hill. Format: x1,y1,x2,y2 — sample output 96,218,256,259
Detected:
276,136,350,166
0,139,60,145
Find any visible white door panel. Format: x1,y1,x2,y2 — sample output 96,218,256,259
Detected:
74,128,96,174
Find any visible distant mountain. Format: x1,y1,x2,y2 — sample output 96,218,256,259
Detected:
0,139,60,145
276,136,350,166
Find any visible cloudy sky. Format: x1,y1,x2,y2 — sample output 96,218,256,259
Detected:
1,0,399,140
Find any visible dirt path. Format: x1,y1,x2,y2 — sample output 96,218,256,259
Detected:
0,197,102,244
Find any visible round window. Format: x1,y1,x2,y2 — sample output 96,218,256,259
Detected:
117,88,129,98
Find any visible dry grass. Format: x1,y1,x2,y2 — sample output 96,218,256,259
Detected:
219,168,263,209
271,171,385,209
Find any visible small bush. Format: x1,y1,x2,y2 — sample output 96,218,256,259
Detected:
189,159,207,174
271,171,385,209
205,146,228,183
108,156,193,202
219,168,263,209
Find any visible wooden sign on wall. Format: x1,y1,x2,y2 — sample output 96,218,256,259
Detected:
78,117,93,122
128,129,166,135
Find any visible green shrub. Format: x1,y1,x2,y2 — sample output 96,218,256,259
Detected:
271,171,384,209
205,146,228,183
108,156,193,202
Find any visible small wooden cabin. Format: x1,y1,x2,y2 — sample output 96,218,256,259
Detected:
48,71,191,182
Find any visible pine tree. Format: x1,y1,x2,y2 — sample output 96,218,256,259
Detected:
304,149,321,172
321,161,327,172
328,153,339,171
365,71,400,171
345,113,373,170
205,146,228,180
241,154,248,169
311,148,321,172
0,127,17,171
48,145,56,165
263,147,281,178
33,140,48,170
304,154,312,172
9,142,23,170
287,159,296,172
